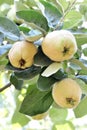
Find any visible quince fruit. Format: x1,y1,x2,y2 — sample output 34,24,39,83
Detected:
42,30,77,62
52,78,82,108
8,41,37,69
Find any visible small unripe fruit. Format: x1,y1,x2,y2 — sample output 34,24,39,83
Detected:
32,112,48,120
42,30,77,62
52,78,82,108
8,41,37,69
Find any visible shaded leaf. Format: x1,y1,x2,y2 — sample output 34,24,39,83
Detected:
52,69,68,80
34,46,52,66
10,73,23,90
0,17,20,40
0,32,4,44
37,74,56,91
14,65,41,80
20,84,53,116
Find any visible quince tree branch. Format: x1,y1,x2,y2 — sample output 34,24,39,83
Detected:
0,82,11,92
54,0,77,30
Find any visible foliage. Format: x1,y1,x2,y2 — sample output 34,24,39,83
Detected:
0,0,87,129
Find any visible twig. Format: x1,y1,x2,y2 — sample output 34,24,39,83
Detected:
0,82,11,92
54,0,77,30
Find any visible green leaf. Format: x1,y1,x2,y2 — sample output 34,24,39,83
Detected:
16,10,49,32
0,17,20,40
37,74,56,91
70,58,87,71
14,0,28,12
19,84,53,116
76,78,87,94
74,33,87,49
58,0,69,11
47,0,64,14
0,57,8,71
0,59,8,65
79,4,87,15
10,73,23,90
18,26,30,34
49,107,68,123
22,29,43,42
76,75,87,84
0,44,12,56
14,65,41,80
0,32,4,44
41,62,62,77
34,46,52,66
63,11,82,29
12,94,30,126
52,121,75,130
39,0,62,28
12,108,30,126
52,69,68,80
82,47,87,56
0,0,13,5
74,96,87,118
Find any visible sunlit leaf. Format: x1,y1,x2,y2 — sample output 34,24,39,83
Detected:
49,107,68,123
74,96,87,118
42,62,62,77
16,10,49,33
74,32,87,48
0,0,13,5
63,11,82,29
52,120,75,130
12,100,30,126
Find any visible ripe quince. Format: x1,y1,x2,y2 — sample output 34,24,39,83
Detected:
42,30,77,62
8,41,37,69
52,78,82,108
